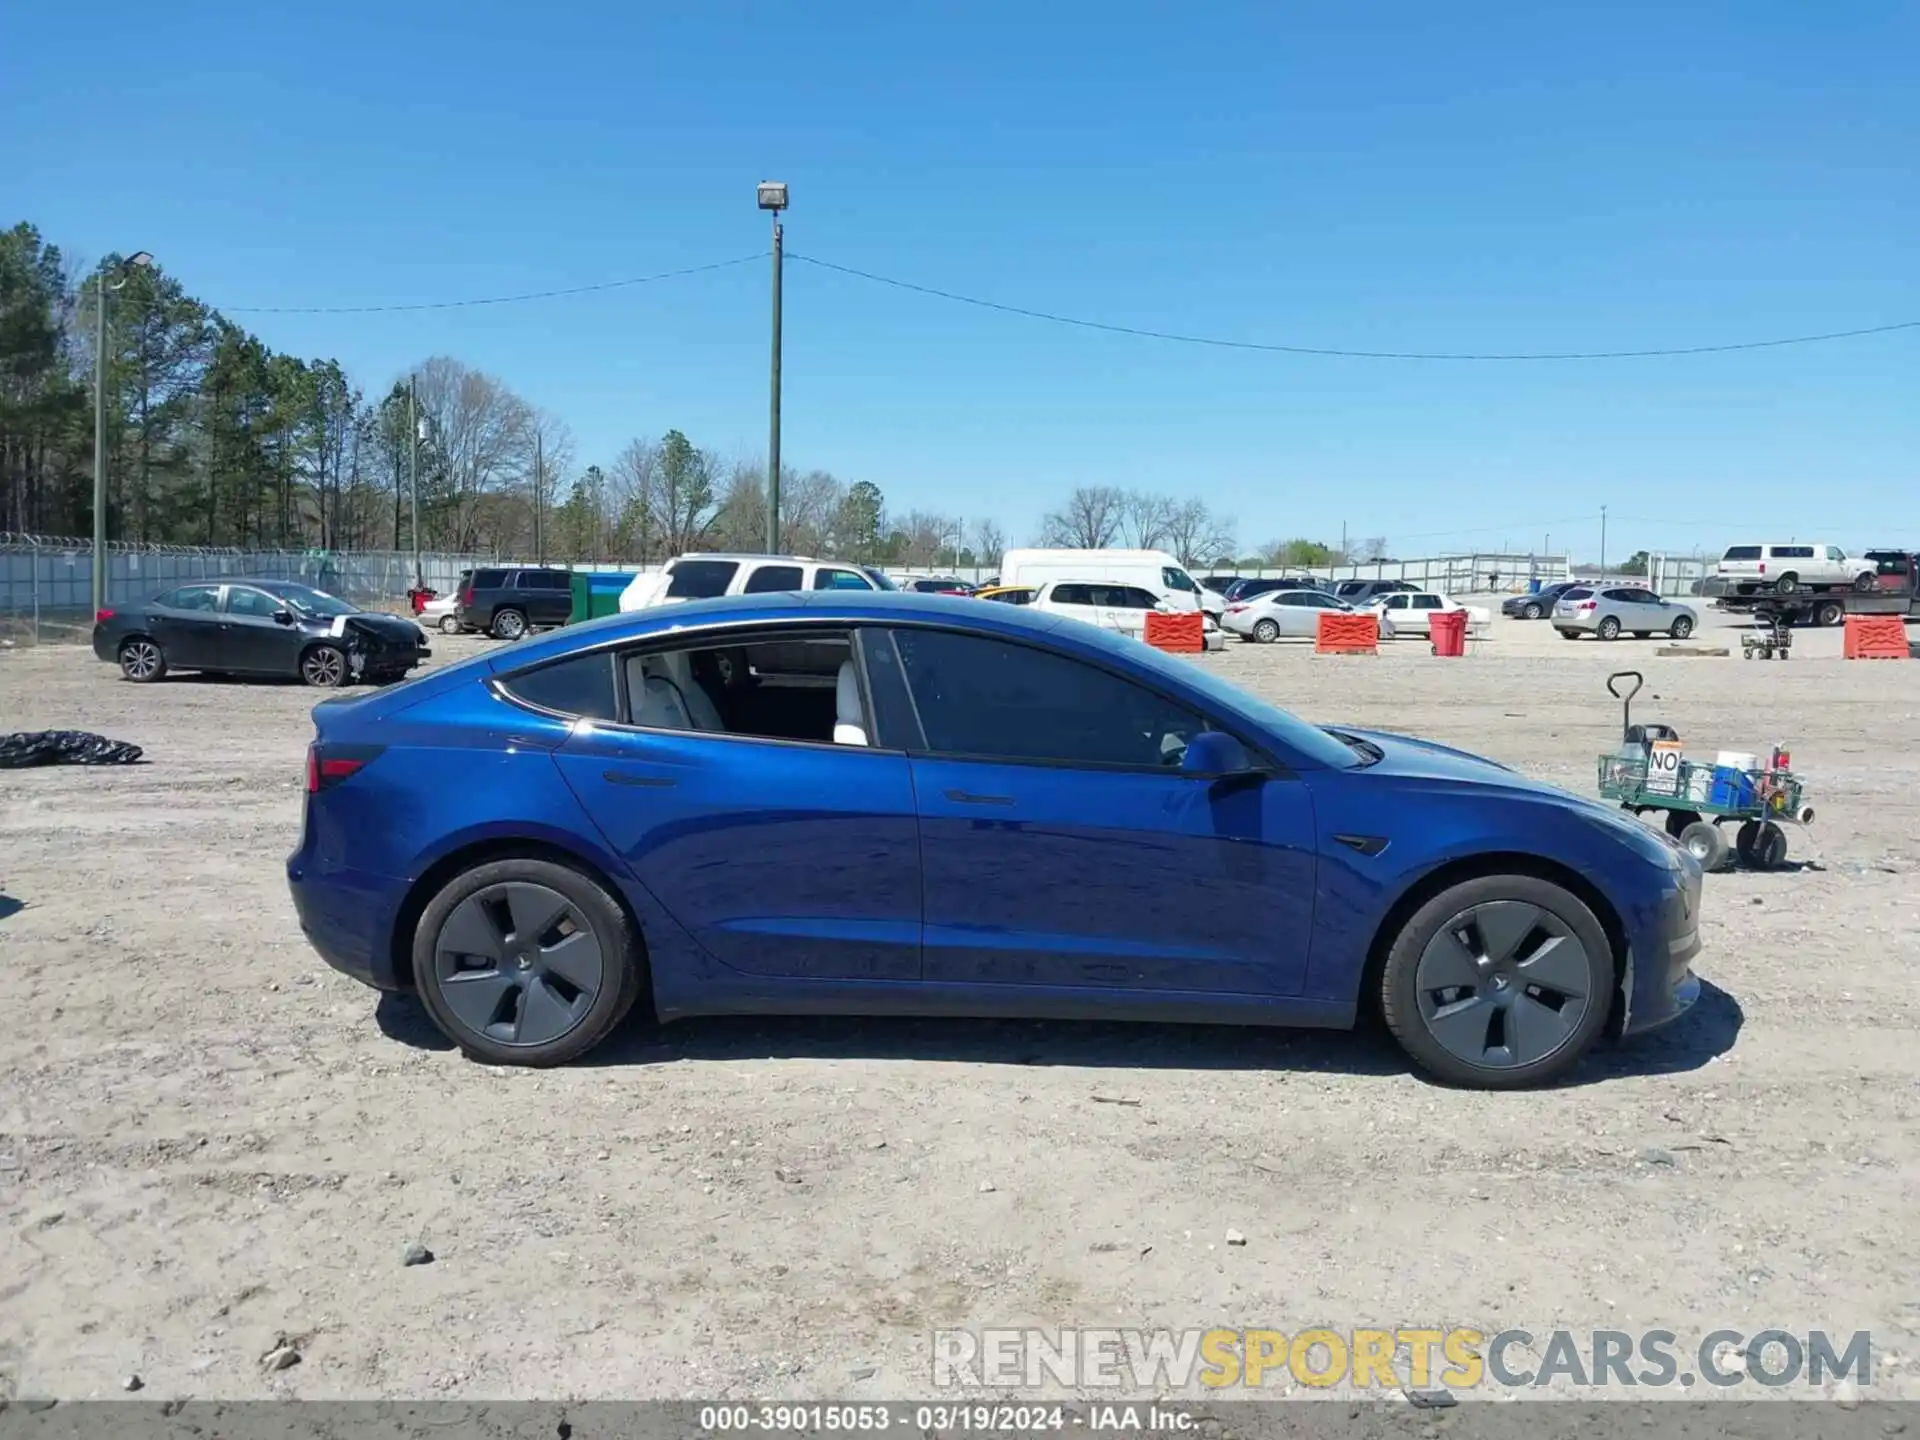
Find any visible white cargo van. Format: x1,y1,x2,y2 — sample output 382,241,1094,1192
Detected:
995,548,1221,618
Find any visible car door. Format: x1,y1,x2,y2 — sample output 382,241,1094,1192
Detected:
1377,592,1411,635
147,584,224,667
545,630,923,983
219,584,303,673
1280,591,1339,637
1406,594,1444,635
520,570,566,625
888,626,1317,996
1106,585,1160,638
1042,583,1101,628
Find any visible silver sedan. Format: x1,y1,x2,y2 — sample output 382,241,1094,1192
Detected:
1553,584,1698,641
1222,587,1357,642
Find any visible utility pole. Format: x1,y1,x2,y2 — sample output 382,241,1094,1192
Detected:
758,181,789,554
408,375,422,590
533,429,544,564
90,251,153,615
1599,506,1608,578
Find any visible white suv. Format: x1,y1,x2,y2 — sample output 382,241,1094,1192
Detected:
618,554,888,611
1715,543,1875,593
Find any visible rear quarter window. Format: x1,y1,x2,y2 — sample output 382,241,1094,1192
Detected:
1721,547,1762,561
498,653,620,721
664,560,740,599
1562,587,1593,600
471,569,508,588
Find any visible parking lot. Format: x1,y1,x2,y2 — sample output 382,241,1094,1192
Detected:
3,604,1919,1401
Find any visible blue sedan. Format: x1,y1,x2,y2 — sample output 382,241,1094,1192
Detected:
288,592,1703,1088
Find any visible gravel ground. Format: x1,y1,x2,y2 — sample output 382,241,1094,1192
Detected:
2,604,1918,1405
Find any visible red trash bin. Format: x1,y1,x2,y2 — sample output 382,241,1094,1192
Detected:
1429,608,1468,657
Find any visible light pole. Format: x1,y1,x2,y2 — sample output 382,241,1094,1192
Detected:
758,180,788,554
1599,505,1608,578
409,377,431,591
92,250,153,615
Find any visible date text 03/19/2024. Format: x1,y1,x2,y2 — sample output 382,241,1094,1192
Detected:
697,1405,1189,1433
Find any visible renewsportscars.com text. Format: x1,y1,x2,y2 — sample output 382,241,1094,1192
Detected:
932,1327,1873,1392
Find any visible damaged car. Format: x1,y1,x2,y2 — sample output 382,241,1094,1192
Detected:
93,579,430,688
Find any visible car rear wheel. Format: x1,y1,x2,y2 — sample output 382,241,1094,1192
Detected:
1380,874,1615,1089
1558,628,1580,640
1597,617,1622,641
300,643,349,688
1252,618,1280,643
1669,615,1694,639
119,637,166,683
1522,602,1543,619
1774,573,1800,594
412,857,645,1066
492,607,528,640
439,614,461,635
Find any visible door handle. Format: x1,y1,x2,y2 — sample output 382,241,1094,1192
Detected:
602,769,677,788
944,789,1013,806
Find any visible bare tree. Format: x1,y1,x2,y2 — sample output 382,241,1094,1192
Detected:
411,356,533,551
517,407,575,562
782,468,845,555
1359,535,1390,563
898,509,960,567
1119,489,1173,550
608,437,658,562
1039,485,1124,548
1162,499,1236,569
970,517,1006,568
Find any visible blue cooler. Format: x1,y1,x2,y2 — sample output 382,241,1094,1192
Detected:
1709,766,1755,809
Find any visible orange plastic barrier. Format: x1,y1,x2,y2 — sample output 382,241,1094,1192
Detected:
1843,615,1908,660
1144,610,1205,654
1428,609,1468,658
1315,611,1379,655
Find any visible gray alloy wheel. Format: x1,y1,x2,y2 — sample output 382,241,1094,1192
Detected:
1774,572,1800,594
1670,615,1694,639
1679,819,1731,872
1381,876,1614,1088
439,613,461,634
1854,571,1877,593
1597,616,1622,640
119,637,166,683
492,608,527,640
1252,617,1280,643
1522,602,1543,619
411,857,644,1066
300,644,348,688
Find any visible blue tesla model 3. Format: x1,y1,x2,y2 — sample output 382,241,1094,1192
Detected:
288,591,1703,1088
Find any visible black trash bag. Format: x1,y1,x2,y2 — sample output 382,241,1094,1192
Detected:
0,730,145,768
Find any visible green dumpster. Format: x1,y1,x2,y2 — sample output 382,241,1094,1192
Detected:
567,571,633,624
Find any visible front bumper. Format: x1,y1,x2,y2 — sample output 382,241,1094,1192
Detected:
1621,866,1704,1037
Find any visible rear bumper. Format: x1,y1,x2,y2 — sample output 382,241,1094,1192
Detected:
287,850,407,990
91,627,114,662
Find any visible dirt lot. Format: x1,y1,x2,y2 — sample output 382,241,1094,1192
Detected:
3,606,1919,1403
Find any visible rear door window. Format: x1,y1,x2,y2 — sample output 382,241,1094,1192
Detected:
664,560,740,599
812,566,874,591
1413,595,1443,610
1117,587,1160,609
1561,587,1593,600
1774,546,1814,560
1051,583,1094,606
157,585,220,611
1722,546,1762,561
743,564,805,593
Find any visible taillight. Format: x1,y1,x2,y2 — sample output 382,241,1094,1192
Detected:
95,608,115,623
460,588,474,606
1578,601,1597,612
305,742,384,794
1757,562,1766,574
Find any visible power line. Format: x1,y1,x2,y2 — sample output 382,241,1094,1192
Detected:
219,253,767,315
791,253,1920,362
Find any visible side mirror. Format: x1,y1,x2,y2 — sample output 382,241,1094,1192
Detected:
1181,730,1254,778
272,610,294,625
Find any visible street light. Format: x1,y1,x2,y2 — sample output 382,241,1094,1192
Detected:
758,181,788,554
409,377,432,590
92,250,153,615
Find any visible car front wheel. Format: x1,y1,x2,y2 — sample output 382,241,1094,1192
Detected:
300,643,349,688
1380,874,1616,1089
1670,615,1694,639
1522,602,1543,619
119,637,167,683
412,857,646,1066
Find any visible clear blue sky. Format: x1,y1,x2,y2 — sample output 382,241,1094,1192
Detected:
7,0,1915,560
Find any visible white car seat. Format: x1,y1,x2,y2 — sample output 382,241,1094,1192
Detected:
625,653,725,732
834,660,868,747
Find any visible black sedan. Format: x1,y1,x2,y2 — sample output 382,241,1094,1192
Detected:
1501,582,1577,620
93,579,430,687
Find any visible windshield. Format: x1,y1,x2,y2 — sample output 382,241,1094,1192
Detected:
277,585,356,618
862,567,900,590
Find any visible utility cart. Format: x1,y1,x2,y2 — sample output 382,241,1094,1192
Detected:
1741,607,1793,660
1595,671,1813,872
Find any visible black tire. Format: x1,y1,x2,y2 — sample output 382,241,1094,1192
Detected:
1252,618,1280,644
1664,809,1704,840
1853,571,1877,593
1634,631,1650,639
492,608,528,641
1380,873,1616,1089
1669,615,1694,640
1558,629,1580,640
1523,603,1543,620
1736,820,1788,870
412,857,645,1066
1774,573,1800,594
118,636,167,683
300,643,349,688
1597,616,1622,641
1814,599,1845,628
1679,820,1731,872
439,614,461,635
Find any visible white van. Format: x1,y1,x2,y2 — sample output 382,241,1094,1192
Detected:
996,548,1220,618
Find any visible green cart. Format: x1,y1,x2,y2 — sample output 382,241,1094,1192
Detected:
1595,671,1812,873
